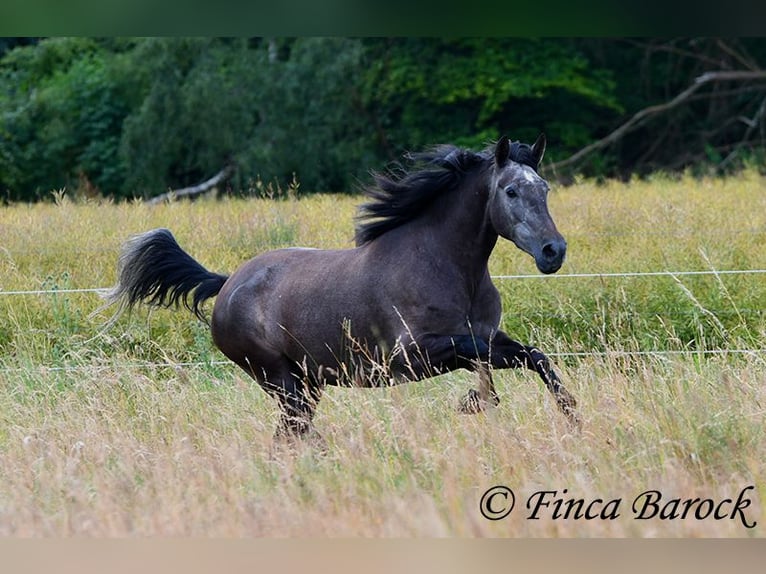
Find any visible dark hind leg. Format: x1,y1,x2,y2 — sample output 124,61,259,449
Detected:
228,350,326,450
277,379,324,441
262,372,324,443
237,354,325,446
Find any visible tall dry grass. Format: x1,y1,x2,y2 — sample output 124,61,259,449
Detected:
0,171,764,536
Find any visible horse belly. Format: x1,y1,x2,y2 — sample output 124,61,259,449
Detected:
279,295,396,381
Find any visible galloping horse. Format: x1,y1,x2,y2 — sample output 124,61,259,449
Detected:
105,135,578,439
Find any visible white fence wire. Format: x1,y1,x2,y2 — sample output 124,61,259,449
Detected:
0,267,764,371
2,268,766,297
1,348,764,375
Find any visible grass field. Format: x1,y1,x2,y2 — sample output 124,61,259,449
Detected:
0,171,765,536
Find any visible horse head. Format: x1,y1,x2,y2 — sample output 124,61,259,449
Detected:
488,134,567,274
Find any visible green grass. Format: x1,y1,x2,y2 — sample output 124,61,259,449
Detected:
0,172,764,536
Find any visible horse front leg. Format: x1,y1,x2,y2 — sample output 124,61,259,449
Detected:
489,331,579,426
392,332,578,424
392,333,499,413
457,362,500,414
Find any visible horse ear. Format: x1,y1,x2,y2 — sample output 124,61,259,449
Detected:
495,135,510,168
532,133,546,166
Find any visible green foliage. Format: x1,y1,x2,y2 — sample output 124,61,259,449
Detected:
361,38,620,153
118,38,262,198
229,37,372,194
0,38,132,199
2,38,766,201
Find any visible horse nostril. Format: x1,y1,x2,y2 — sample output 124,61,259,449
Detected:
542,243,558,260
542,239,566,261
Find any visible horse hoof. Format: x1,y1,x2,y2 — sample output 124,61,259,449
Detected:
270,425,328,456
556,392,581,430
562,406,582,431
457,388,499,414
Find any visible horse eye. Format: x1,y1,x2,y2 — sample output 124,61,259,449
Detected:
505,186,518,198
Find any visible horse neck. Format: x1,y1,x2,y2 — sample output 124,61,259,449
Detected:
417,169,498,277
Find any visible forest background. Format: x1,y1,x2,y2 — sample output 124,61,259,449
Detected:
2,37,766,201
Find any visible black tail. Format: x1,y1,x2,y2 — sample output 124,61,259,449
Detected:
104,228,229,322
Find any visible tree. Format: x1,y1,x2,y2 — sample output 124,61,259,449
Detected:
238,37,370,193
0,38,131,200
554,38,766,178
2,38,766,202
358,38,621,159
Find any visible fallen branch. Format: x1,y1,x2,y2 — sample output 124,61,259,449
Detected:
146,165,235,205
548,69,766,174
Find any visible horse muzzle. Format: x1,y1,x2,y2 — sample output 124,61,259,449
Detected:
534,237,567,274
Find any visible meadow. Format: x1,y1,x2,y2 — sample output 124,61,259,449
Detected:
0,171,764,536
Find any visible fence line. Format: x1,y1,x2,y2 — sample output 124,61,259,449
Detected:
492,269,766,280
3,349,766,373
0,287,108,296
2,268,766,297
0,360,231,374
548,348,766,358
1,348,765,374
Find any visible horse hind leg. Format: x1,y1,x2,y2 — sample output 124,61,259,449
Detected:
261,366,325,449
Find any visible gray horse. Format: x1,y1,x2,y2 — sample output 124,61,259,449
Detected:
105,135,578,440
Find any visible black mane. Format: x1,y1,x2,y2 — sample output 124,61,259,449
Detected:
354,140,539,245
